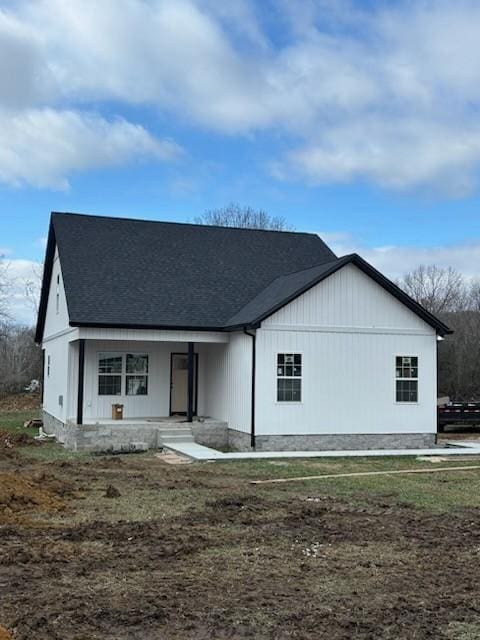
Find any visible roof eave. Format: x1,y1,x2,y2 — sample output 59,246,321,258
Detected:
68,321,229,333
34,218,57,343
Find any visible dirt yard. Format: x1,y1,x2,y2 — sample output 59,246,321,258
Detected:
1,411,480,639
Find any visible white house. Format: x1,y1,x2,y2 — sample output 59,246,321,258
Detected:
36,212,451,452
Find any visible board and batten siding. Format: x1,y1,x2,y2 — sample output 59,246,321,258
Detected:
42,246,72,421
256,264,437,436
205,332,252,433
80,340,210,421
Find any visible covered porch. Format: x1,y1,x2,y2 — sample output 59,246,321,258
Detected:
62,327,233,450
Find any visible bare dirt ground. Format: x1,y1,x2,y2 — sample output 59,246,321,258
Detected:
1,426,480,638
0,393,40,413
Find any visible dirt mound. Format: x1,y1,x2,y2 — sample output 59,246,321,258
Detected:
0,625,12,640
104,484,121,498
0,393,40,412
0,429,38,450
0,473,67,523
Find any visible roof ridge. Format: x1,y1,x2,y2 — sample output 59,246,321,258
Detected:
51,211,323,238
277,256,342,280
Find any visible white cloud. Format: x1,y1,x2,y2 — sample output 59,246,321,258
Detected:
320,231,480,280
3,1,480,192
0,108,181,189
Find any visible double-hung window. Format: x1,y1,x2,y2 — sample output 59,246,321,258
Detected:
98,353,123,396
277,353,302,402
98,353,149,396
126,353,148,396
395,356,418,403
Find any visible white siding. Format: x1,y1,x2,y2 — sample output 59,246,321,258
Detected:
79,328,228,343
79,340,210,421
255,263,437,436
204,332,252,433
256,329,436,435
264,264,432,333
43,332,71,421
43,247,70,339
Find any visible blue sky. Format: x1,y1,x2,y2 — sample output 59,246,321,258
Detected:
1,0,480,323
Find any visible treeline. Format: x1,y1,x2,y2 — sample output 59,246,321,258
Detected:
0,257,42,396
398,265,480,401
0,324,42,396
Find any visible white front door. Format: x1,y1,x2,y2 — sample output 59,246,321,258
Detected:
170,353,197,414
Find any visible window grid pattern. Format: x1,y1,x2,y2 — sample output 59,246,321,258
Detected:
277,353,302,402
395,356,418,403
98,353,149,396
126,353,149,396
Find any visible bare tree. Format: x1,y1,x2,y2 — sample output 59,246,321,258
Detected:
0,324,42,396
24,262,43,316
397,265,466,314
438,311,480,401
194,203,294,231
0,256,11,323
468,278,480,311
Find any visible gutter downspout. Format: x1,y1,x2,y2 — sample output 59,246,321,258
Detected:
243,328,256,449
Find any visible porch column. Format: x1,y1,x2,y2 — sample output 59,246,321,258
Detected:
77,339,85,425
187,341,194,422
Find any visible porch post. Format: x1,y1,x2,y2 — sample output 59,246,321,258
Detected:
187,341,194,422
77,339,85,425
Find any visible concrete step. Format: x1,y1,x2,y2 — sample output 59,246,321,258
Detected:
159,434,195,444
156,427,192,436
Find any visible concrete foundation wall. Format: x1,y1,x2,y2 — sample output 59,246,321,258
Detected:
253,432,436,452
42,410,77,449
228,428,252,451
42,412,436,453
192,421,228,449
74,423,161,452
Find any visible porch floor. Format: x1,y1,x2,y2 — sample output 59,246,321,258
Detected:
82,416,187,426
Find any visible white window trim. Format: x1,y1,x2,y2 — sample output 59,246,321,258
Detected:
394,354,419,405
275,352,303,404
97,352,150,397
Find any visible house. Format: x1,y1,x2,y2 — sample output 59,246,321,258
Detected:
36,212,451,452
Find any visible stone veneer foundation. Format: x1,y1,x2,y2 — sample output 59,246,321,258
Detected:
42,411,435,453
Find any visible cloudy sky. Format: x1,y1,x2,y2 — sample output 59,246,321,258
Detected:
1,0,480,324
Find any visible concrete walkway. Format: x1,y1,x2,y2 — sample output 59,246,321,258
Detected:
164,440,480,461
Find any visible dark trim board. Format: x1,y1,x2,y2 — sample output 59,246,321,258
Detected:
77,339,85,425
243,329,256,449
169,351,199,417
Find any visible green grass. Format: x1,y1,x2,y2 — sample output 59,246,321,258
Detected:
0,410,39,437
211,456,480,512
445,621,480,639
3,406,480,513
17,442,96,462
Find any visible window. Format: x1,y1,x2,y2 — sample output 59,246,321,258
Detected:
277,353,302,402
56,274,60,314
126,353,148,395
395,356,418,402
98,353,122,396
47,355,50,378
97,353,149,396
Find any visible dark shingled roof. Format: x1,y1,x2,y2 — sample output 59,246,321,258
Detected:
35,212,452,341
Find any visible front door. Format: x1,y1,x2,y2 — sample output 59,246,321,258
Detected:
170,353,198,415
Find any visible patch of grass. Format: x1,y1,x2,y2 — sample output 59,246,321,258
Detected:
445,621,480,639
0,410,39,437
213,456,480,512
16,442,95,463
